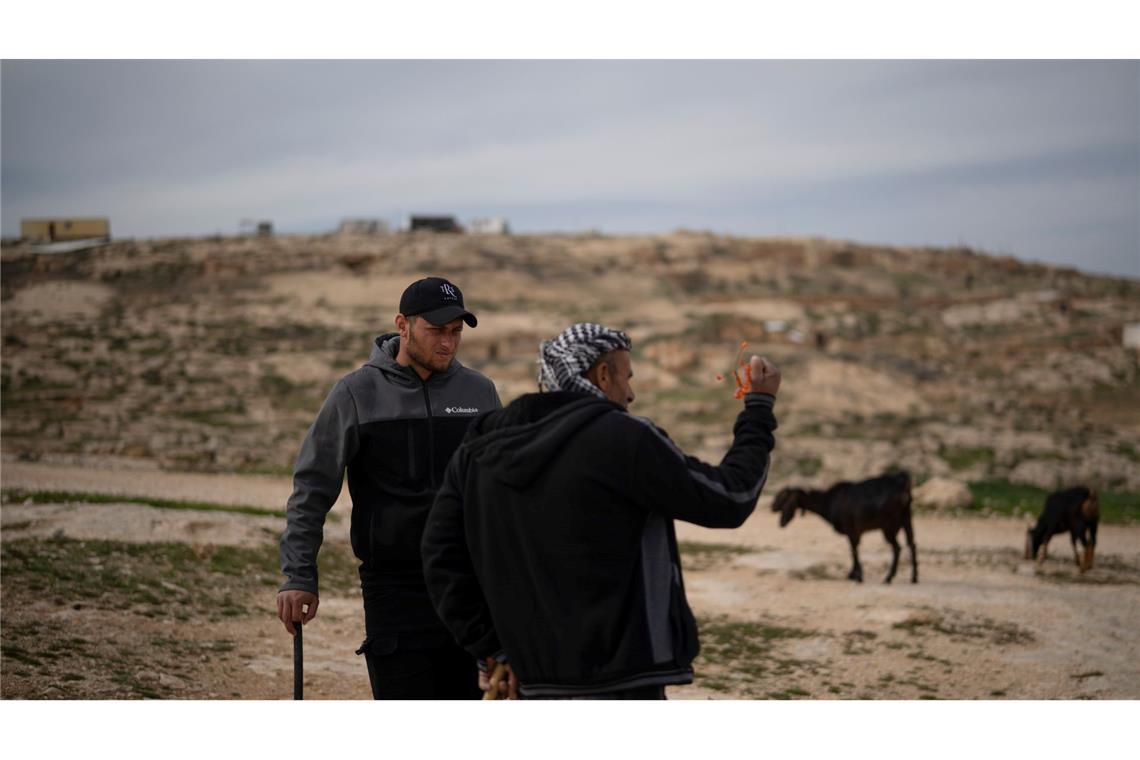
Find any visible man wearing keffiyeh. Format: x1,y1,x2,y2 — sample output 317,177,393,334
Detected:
423,322,781,699
537,322,633,402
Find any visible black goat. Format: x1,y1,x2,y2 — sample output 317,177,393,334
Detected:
772,471,917,584
1025,486,1099,572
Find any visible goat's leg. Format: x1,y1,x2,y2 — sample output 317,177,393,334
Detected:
883,529,901,584
1078,528,1094,573
903,512,918,583
847,534,863,583
1070,531,1082,569
1083,523,1097,572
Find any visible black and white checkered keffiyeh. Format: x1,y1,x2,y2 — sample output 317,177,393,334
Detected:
537,323,632,397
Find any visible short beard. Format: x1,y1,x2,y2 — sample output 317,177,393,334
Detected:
405,332,452,374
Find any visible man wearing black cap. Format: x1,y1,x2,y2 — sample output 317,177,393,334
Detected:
277,276,501,699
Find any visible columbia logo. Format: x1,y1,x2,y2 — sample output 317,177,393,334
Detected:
444,406,478,414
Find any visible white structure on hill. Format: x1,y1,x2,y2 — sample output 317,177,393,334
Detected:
470,217,510,235
1124,323,1140,350
338,219,389,235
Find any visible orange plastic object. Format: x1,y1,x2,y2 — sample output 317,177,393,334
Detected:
715,341,753,398
733,363,753,399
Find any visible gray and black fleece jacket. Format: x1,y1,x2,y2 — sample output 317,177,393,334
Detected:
422,389,777,697
279,333,501,637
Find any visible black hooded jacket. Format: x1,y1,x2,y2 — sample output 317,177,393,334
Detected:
421,390,777,697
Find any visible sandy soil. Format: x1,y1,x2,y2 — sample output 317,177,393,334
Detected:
670,505,1140,699
785,357,928,417
3,463,1137,700
4,232,1138,490
4,281,115,322
1,457,350,515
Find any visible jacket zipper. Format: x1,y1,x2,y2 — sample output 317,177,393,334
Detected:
421,378,435,488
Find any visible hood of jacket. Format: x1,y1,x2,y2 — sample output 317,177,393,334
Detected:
462,391,619,490
365,332,465,386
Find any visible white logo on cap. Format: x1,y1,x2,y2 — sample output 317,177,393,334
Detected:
440,283,458,300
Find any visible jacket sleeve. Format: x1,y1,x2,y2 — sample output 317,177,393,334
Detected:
631,393,777,528
278,379,360,594
422,450,504,661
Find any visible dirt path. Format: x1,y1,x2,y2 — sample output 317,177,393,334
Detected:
1,457,348,513
2,461,1138,699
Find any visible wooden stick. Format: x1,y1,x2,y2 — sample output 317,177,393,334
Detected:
293,619,303,700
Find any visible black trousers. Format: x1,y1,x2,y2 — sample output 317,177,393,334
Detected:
357,633,481,700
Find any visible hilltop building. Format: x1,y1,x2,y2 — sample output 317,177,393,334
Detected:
20,217,111,242
470,217,510,235
338,218,389,236
409,215,462,233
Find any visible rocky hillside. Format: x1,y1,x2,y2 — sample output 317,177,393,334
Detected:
3,231,1138,493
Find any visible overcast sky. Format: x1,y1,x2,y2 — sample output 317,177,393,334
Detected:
2,60,1137,277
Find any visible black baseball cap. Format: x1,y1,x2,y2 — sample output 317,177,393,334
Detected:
399,277,478,327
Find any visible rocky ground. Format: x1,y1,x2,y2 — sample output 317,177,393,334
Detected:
2,231,1138,699
1,463,1137,700
2,231,1137,489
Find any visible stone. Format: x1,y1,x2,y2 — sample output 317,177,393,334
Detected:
913,477,973,511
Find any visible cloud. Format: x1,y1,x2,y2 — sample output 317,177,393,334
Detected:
2,60,1137,276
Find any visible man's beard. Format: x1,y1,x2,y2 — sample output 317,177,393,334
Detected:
406,334,453,373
